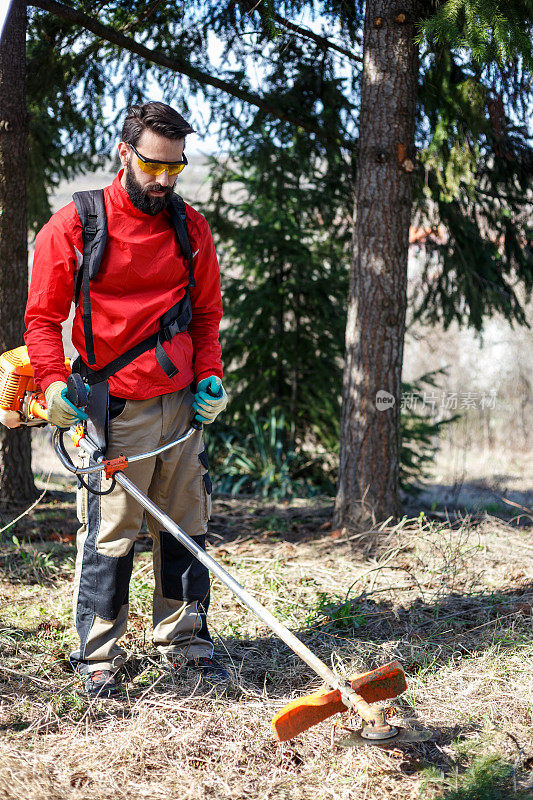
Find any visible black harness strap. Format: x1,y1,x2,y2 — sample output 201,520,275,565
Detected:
154,292,192,378
72,190,194,384
73,293,192,386
73,190,107,366
169,194,196,288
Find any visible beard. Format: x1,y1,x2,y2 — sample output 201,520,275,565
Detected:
124,164,174,216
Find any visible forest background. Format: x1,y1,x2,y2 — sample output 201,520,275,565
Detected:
0,3,531,799
0,0,531,524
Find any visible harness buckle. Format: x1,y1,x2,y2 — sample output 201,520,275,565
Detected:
160,324,172,343
160,318,183,342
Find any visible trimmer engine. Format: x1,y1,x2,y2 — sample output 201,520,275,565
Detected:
0,346,69,428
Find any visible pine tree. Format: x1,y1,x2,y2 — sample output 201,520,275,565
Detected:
335,0,422,524
3,0,532,516
0,0,36,504
205,51,353,458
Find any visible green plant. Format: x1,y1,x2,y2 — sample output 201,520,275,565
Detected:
206,410,329,499
421,755,524,800
6,536,61,583
305,591,367,633
204,79,352,458
252,514,290,534
129,558,155,616
206,370,459,497
482,502,508,515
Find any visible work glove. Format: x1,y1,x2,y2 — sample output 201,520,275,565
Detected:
193,376,229,424
44,381,87,428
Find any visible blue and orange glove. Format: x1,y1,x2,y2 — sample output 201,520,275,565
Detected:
193,376,229,424
44,381,88,428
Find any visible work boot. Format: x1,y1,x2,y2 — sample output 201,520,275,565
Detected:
166,654,230,684
84,669,120,698
162,652,231,684
185,656,230,684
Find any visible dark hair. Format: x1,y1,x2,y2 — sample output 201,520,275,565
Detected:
121,101,195,146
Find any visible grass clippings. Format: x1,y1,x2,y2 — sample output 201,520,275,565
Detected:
0,488,532,799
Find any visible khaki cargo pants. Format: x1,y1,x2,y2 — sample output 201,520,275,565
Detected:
70,388,214,674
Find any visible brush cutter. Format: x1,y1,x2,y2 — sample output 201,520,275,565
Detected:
0,346,429,746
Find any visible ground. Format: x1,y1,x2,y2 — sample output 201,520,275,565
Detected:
0,436,531,800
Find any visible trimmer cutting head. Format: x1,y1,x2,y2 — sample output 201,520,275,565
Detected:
338,726,434,748
272,661,407,742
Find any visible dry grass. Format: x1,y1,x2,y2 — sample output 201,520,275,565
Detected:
0,489,532,799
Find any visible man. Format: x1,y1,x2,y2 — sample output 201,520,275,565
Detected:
25,102,229,697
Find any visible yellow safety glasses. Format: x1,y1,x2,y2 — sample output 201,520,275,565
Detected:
128,143,188,176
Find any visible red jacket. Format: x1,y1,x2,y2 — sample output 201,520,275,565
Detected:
25,172,223,399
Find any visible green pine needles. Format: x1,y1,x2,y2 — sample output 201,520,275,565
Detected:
203,112,456,496
415,2,533,330
418,0,533,69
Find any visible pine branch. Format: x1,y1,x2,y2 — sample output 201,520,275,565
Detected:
120,0,165,35
239,0,362,63
474,185,529,204
30,0,355,150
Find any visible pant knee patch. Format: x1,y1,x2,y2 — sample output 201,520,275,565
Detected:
77,470,134,625
77,544,134,622
160,532,210,604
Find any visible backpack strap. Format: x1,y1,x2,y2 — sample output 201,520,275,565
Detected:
169,194,196,288
73,190,107,366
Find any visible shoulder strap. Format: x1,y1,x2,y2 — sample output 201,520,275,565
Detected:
73,190,108,281
72,190,107,366
169,194,196,288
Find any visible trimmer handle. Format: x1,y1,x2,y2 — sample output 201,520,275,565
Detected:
191,377,223,430
65,373,89,410
58,373,89,422
206,382,223,399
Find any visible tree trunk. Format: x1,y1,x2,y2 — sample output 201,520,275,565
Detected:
335,1,419,528
0,0,36,504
